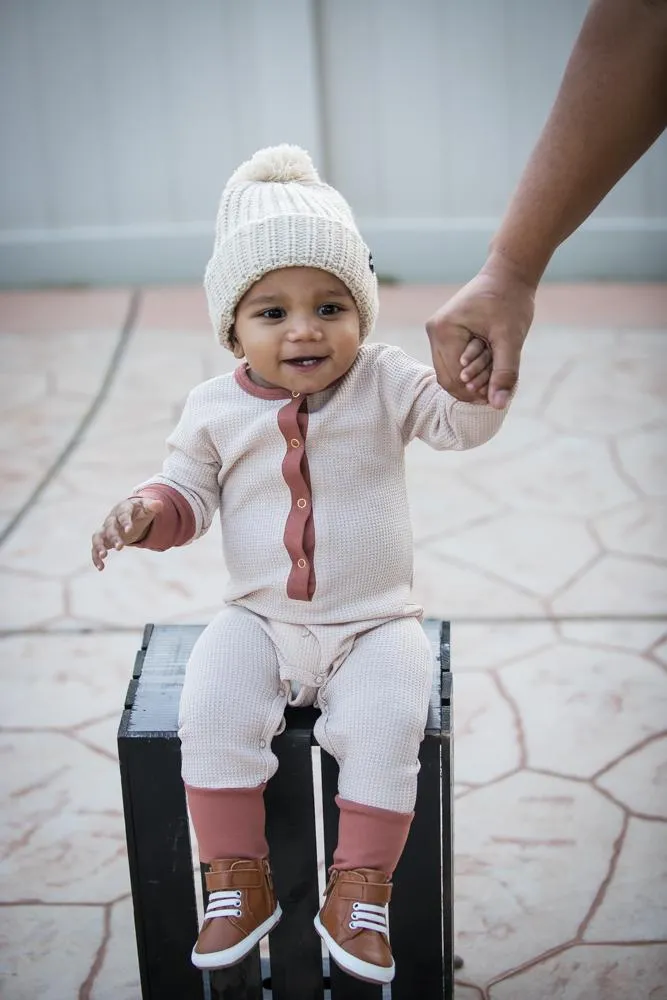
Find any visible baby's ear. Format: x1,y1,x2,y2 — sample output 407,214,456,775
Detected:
230,329,245,359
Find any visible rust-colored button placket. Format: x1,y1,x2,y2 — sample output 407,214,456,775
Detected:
278,395,316,601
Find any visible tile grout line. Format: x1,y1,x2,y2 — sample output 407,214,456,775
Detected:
77,902,113,1000
0,289,142,550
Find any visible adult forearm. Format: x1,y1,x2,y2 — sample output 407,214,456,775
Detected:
491,0,667,286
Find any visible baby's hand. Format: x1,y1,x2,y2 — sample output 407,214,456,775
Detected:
459,337,492,399
91,497,163,571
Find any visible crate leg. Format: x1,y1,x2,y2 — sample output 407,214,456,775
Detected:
319,749,384,1000
391,733,452,999
118,736,204,1000
264,725,325,1000
442,727,455,996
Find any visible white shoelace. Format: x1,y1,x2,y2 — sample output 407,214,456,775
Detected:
205,889,242,920
348,901,389,936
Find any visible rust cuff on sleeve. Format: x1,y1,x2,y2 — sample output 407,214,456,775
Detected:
130,485,196,551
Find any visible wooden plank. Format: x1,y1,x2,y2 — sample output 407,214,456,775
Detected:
320,750,384,1000
265,730,325,999
391,735,449,999
118,734,203,1000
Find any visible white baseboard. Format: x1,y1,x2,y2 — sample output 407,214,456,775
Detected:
1,219,665,287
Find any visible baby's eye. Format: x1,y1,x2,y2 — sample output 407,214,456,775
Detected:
318,303,342,317
261,307,286,320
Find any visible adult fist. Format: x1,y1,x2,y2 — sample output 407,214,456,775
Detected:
426,252,536,409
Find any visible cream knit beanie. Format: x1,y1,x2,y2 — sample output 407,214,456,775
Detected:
204,144,379,349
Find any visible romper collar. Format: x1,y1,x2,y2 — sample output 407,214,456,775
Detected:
234,364,294,400
233,362,346,405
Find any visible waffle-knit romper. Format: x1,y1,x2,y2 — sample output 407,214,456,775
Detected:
134,343,507,815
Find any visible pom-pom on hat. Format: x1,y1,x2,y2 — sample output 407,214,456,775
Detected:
204,144,379,350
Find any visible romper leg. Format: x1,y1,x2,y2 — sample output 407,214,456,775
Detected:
176,607,286,999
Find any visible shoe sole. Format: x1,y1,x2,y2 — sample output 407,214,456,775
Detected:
191,904,282,971
314,913,395,985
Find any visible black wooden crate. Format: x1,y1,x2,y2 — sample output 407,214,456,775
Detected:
118,619,454,1000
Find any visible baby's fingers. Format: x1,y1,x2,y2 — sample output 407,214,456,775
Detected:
468,367,491,396
459,337,487,367
92,517,126,569
103,516,127,551
461,347,491,381
119,510,134,533
466,366,492,394
91,530,110,571
460,336,492,392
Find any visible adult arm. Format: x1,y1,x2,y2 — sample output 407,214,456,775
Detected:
493,0,667,285
427,0,667,408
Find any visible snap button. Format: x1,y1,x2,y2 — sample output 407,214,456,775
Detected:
291,390,300,398
290,438,300,448
297,498,307,509
315,675,323,685
297,558,307,569
259,739,266,749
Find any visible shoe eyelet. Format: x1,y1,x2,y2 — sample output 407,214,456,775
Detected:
352,902,359,910
235,909,242,917
349,921,357,929
235,891,242,897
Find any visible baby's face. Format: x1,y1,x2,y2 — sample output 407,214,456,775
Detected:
233,267,361,394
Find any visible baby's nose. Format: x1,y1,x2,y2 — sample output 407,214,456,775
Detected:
288,321,323,340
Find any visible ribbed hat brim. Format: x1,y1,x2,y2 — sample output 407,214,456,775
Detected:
205,214,378,348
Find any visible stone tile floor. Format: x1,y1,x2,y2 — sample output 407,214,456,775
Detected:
0,283,666,999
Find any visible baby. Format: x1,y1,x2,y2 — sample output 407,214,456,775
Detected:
92,145,506,985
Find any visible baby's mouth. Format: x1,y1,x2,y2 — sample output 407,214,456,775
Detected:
284,356,327,369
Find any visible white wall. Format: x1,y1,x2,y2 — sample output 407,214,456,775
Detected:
1,0,665,286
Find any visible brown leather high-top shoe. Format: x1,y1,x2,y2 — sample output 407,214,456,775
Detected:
191,858,281,970
314,868,395,984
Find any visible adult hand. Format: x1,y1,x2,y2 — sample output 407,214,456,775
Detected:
426,252,536,409
91,496,163,570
